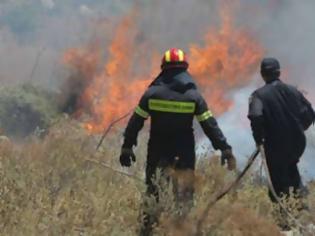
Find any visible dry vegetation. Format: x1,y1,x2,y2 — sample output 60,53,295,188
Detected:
0,118,315,236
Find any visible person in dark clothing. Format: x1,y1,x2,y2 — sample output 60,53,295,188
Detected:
119,48,236,235
248,58,315,203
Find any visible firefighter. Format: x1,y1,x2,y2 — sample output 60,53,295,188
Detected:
248,58,315,204
119,48,236,235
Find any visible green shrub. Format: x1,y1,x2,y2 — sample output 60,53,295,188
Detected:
0,84,59,139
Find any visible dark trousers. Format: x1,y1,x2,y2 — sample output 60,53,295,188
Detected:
146,151,195,196
264,148,308,230
265,148,303,202
140,140,195,235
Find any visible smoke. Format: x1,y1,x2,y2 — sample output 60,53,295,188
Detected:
62,1,263,132
218,0,315,180
0,0,127,86
41,0,55,9
236,0,315,89
0,0,315,178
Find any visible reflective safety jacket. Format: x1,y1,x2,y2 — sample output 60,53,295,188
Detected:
122,68,231,152
248,78,315,160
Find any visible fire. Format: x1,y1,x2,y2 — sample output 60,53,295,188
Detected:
189,6,263,114
63,5,263,133
63,9,154,133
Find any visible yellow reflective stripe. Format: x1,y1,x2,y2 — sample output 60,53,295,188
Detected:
165,50,171,62
178,49,184,61
196,110,213,122
135,106,149,118
149,99,195,113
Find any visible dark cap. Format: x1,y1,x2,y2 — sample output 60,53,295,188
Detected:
260,57,280,73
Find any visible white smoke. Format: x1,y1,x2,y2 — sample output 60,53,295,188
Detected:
0,0,314,179
41,0,55,9
79,5,93,17
232,0,315,181
218,86,315,181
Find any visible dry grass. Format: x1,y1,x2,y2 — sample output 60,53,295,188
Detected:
0,118,314,235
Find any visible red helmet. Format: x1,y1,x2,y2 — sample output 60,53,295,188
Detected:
161,48,189,70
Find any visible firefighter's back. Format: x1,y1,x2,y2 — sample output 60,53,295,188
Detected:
144,69,200,149
255,79,306,155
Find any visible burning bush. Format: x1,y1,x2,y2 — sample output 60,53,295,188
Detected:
0,84,59,139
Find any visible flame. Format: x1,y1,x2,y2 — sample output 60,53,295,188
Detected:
189,6,263,114
63,5,263,133
64,9,153,133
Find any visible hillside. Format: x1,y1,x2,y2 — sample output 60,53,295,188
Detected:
1,119,314,235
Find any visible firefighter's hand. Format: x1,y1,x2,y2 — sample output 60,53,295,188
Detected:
255,139,264,148
119,148,136,167
221,149,236,171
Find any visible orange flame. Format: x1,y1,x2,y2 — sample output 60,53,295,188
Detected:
189,6,263,114
63,5,263,133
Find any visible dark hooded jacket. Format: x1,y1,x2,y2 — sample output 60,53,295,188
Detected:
123,68,231,154
248,78,315,161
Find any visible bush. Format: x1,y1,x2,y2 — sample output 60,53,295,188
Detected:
0,84,59,139
0,119,314,235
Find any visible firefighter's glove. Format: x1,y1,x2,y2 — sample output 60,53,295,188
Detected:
221,149,236,171
119,148,136,167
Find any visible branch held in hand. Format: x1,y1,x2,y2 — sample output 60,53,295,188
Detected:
96,110,133,150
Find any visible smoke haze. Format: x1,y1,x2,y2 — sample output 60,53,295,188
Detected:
0,0,314,178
